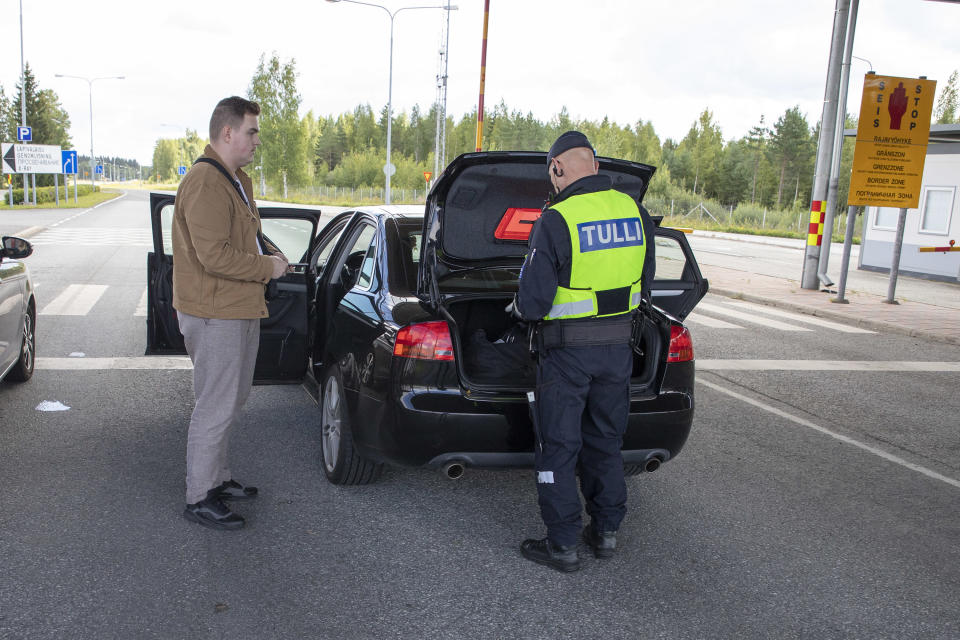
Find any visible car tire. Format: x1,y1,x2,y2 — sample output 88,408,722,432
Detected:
319,363,383,485
7,305,35,383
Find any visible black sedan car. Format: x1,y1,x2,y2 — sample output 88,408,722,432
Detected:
147,152,708,484
0,236,36,384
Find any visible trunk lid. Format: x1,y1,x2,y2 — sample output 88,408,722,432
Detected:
418,151,656,305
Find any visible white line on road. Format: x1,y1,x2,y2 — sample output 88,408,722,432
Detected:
698,378,960,490
686,313,744,329
36,357,192,370
39,284,109,316
717,299,875,334
698,360,960,371
134,287,149,317
695,302,812,331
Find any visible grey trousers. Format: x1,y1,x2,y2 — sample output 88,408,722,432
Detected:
178,312,259,504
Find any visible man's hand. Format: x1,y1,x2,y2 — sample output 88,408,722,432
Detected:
269,254,289,279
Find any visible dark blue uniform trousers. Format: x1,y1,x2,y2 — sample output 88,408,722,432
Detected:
533,342,633,547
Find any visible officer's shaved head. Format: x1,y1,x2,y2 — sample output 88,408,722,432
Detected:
549,146,600,193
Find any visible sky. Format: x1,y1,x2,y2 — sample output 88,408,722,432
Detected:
2,0,958,167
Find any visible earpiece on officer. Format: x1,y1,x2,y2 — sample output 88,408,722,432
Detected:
552,164,563,177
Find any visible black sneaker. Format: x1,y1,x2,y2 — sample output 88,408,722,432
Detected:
583,526,617,559
183,494,245,531
214,479,258,501
520,537,580,573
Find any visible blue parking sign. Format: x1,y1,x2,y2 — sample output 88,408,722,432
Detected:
62,150,78,175
17,126,32,142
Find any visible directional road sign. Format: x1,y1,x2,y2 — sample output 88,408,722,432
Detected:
17,126,32,142
62,150,78,175
1,143,63,173
178,165,187,176
96,165,104,175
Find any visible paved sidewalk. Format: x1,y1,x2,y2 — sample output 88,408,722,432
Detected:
704,263,960,346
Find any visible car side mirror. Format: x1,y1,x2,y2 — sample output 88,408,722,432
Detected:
1,236,33,260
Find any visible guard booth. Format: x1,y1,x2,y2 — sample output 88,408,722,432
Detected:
854,124,960,282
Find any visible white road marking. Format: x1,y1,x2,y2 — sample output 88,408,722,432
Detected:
699,378,960,490
39,284,109,316
36,357,192,370
134,287,149,317
718,299,875,334
695,302,812,331
686,313,744,329
698,360,960,371
29,227,152,247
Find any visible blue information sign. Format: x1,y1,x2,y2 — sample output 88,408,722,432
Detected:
17,126,32,142
95,165,104,175
62,150,78,175
178,165,187,176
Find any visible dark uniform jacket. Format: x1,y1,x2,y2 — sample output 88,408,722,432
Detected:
516,174,656,322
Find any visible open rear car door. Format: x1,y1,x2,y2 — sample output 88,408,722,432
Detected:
145,192,322,383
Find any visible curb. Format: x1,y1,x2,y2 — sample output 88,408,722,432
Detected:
11,225,45,239
709,286,960,346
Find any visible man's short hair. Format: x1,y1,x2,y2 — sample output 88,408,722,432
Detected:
209,96,261,141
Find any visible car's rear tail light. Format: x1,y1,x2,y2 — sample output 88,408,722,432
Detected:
667,325,694,362
394,321,455,361
494,207,542,241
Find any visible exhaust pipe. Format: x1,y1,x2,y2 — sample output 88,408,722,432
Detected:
643,457,661,473
442,462,466,480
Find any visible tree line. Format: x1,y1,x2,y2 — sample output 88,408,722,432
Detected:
151,55,957,219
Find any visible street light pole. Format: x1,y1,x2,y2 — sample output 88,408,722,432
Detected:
54,74,125,189
326,0,456,204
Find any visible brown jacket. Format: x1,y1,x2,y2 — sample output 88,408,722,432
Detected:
171,145,274,319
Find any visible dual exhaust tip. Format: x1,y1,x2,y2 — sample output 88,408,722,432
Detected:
440,455,663,480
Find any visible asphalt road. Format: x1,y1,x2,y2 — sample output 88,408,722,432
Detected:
0,191,958,640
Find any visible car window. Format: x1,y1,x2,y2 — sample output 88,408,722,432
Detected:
260,218,314,263
357,232,378,289
337,223,377,289
314,223,349,274
654,235,688,280
160,204,174,254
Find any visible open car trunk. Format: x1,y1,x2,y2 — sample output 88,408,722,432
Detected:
445,295,667,398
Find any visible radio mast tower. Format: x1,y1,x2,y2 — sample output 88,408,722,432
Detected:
433,2,452,183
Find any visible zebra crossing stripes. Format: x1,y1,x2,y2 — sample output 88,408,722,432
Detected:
28,227,153,247
39,284,109,316
693,302,813,331
718,299,875,334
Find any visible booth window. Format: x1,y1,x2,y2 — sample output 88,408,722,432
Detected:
919,187,954,235
873,207,900,230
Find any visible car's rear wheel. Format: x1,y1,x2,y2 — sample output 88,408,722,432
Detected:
319,363,382,485
7,306,35,383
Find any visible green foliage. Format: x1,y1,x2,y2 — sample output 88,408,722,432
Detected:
934,70,958,124
1,183,98,206
248,53,314,189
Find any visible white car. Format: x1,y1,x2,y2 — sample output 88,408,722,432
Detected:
0,236,36,383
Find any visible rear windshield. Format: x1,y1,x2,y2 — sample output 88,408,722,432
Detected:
438,268,520,292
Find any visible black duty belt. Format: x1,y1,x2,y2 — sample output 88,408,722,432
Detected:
537,314,634,349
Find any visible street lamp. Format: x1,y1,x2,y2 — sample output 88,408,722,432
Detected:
326,0,456,204
54,74,125,188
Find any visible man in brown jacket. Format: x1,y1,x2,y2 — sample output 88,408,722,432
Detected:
173,96,288,530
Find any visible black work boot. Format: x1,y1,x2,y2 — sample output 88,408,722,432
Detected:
520,537,581,573
183,491,245,531
582,525,617,559
214,479,259,501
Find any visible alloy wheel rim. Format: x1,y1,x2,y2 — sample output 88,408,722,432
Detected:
322,375,342,472
22,313,34,372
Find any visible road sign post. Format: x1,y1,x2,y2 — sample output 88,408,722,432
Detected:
847,73,936,304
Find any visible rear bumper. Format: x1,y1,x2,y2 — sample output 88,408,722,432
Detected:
355,386,693,469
